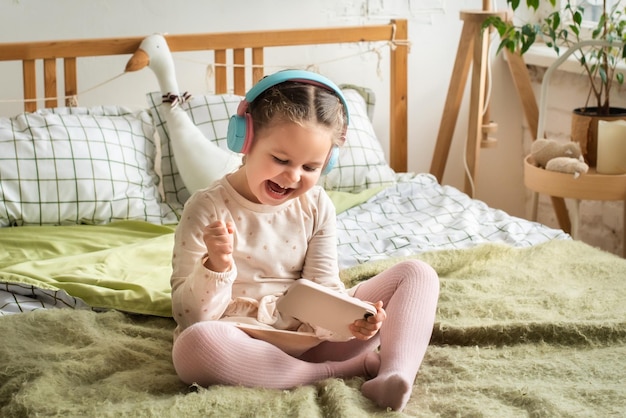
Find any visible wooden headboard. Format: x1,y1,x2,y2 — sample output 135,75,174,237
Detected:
0,20,408,171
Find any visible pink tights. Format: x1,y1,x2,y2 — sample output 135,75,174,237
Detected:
172,260,439,411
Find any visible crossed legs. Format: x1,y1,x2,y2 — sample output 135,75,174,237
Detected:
171,259,439,411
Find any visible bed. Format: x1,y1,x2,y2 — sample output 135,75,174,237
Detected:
1,21,625,417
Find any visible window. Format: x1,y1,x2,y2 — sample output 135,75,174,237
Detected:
521,0,626,72
572,0,624,23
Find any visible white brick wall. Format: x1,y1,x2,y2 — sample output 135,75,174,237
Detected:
532,195,624,256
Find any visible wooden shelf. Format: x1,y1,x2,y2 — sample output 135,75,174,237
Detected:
525,155,626,258
524,156,626,201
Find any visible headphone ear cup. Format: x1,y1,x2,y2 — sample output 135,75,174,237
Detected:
322,145,339,175
227,114,251,153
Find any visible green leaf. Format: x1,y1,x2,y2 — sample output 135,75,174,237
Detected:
521,23,536,37
617,72,624,85
498,39,515,52
521,33,536,54
552,13,561,30
496,41,509,55
592,27,602,38
482,16,503,33
573,11,582,25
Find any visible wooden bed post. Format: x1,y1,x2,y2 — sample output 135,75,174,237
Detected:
233,48,246,96
22,60,37,113
214,50,227,94
389,19,409,173
64,58,78,106
251,47,264,84
43,59,57,109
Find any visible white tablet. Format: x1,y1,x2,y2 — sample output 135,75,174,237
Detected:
276,279,376,339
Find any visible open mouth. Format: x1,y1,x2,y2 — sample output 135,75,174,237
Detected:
266,180,292,198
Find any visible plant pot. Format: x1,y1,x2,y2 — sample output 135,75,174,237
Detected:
571,107,626,167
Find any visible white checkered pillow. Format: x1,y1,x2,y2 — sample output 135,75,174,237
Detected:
319,87,396,192
0,106,178,226
147,92,242,211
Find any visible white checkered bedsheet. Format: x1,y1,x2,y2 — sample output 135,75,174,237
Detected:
335,173,568,269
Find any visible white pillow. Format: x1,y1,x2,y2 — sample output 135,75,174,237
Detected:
319,88,396,192
147,86,395,210
0,106,178,226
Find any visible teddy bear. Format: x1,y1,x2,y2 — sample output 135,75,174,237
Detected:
530,138,589,178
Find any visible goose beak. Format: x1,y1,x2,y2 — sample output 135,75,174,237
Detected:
125,48,149,72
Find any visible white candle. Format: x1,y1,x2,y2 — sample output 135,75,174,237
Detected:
597,120,626,174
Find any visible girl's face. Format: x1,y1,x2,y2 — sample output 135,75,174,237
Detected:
234,121,334,205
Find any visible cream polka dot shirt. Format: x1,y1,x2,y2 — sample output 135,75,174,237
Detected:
170,177,346,341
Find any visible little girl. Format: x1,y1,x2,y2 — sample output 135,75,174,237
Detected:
170,70,439,412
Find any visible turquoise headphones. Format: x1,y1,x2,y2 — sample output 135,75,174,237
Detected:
226,69,349,175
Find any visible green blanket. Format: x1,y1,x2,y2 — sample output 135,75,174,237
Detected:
1,236,625,417
0,187,380,317
0,221,176,316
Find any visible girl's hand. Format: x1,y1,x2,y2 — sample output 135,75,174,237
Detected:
349,300,386,340
202,220,235,272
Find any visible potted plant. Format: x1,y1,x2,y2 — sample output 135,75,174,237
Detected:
486,0,626,166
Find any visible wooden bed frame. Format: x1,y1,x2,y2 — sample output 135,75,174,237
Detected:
0,20,409,172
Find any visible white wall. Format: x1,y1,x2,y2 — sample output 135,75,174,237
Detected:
2,0,514,201
9,1,621,255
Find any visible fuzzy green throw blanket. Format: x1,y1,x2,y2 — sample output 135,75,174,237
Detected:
1,239,625,417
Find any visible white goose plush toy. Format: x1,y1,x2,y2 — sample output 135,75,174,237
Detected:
125,34,242,194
